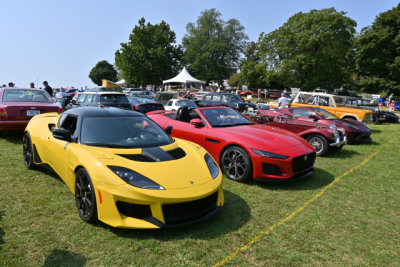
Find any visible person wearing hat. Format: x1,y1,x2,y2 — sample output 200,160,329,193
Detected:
43,81,53,96
8,82,15,87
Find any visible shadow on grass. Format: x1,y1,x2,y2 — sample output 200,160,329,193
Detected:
107,190,250,240
252,168,334,191
43,249,86,267
322,148,360,159
0,130,24,144
370,128,382,134
34,164,64,183
0,210,4,246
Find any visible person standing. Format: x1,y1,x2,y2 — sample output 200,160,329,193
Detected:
43,81,53,96
278,93,289,109
8,82,15,87
30,82,35,88
389,100,395,112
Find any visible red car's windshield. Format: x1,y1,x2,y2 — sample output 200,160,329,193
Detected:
2,89,52,103
199,108,254,128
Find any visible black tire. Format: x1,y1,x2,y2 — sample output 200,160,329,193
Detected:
23,132,36,169
330,144,344,152
221,146,253,182
306,134,329,156
75,168,98,223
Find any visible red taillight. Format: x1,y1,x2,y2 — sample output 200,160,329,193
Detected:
98,104,105,108
59,107,64,113
132,105,136,110
0,107,7,118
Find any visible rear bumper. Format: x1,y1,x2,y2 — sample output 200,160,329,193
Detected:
0,120,29,130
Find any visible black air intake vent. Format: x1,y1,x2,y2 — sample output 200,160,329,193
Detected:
117,154,157,162
167,147,186,159
118,147,186,162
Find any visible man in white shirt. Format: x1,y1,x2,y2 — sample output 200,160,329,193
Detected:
278,93,290,108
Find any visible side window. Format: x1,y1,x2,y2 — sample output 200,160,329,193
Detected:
77,94,87,103
60,115,78,136
204,95,212,100
212,95,221,101
167,100,173,106
291,109,310,117
85,94,94,103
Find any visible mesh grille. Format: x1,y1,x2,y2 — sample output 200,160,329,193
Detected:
116,201,152,219
162,192,218,225
262,163,282,175
292,152,316,173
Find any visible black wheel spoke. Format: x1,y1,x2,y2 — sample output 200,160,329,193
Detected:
75,168,97,223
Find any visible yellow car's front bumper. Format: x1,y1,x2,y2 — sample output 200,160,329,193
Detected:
94,179,224,229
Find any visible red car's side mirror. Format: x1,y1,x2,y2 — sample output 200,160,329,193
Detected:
309,113,320,121
190,118,204,128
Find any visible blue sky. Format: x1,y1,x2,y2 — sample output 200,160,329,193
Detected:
1,0,398,88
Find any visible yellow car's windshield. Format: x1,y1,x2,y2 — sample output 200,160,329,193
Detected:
81,116,172,148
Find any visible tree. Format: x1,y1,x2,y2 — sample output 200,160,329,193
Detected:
257,8,356,90
182,9,248,86
354,3,400,94
88,60,118,86
115,18,182,85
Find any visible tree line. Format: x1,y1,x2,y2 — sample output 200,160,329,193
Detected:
89,4,400,95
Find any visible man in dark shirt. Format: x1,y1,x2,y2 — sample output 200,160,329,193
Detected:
43,81,53,96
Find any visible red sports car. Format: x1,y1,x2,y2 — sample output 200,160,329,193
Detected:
148,107,316,182
271,107,372,145
0,87,63,134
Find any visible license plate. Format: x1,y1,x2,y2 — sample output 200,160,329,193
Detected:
27,110,40,116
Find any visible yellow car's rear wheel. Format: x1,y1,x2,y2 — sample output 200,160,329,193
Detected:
23,132,35,169
75,168,98,223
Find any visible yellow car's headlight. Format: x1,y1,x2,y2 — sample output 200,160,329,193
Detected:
205,153,219,179
108,166,165,190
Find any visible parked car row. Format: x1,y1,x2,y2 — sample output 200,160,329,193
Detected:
1,86,398,230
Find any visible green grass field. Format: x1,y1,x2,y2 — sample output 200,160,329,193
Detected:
1,123,399,266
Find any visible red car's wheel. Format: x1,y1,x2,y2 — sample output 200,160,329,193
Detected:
23,132,36,169
306,134,328,156
221,146,252,182
75,168,98,223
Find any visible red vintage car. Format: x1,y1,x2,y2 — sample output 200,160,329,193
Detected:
270,107,372,145
148,107,316,182
254,106,371,156
0,87,63,134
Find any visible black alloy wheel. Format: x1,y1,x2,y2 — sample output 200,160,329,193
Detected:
75,168,98,223
221,146,252,182
306,134,329,156
23,132,35,169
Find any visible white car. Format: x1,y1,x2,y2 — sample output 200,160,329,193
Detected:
164,99,198,111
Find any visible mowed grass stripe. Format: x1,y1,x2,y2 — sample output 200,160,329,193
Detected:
213,137,395,267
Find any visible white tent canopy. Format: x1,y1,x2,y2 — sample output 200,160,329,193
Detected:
163,67,205,84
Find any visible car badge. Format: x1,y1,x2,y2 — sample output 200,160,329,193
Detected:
189,181,194,184
304,155,308,161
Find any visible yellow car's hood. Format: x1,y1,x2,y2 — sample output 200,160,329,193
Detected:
84,139,217,190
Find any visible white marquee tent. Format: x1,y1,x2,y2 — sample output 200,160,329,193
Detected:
163,67,205,87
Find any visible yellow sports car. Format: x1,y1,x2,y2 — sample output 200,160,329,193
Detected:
23,107,224,229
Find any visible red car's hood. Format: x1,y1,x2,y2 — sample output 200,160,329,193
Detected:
216,124,314,155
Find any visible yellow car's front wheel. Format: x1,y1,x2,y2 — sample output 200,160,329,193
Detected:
75,168,98,223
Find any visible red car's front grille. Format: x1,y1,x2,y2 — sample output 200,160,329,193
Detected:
292,152,316,173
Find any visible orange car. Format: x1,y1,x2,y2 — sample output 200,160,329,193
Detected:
291,92,373,123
